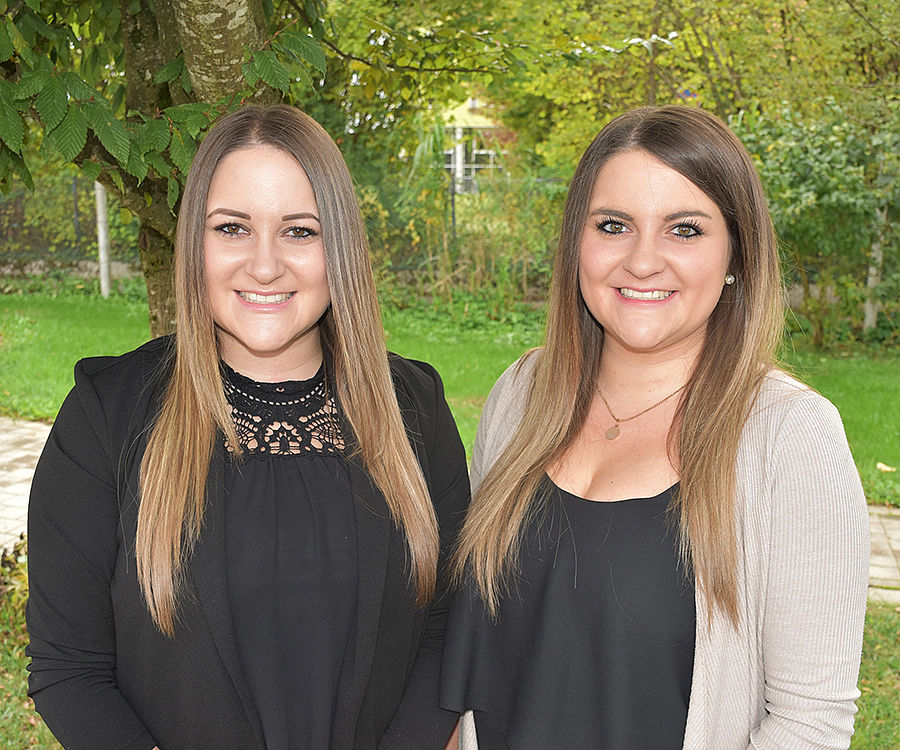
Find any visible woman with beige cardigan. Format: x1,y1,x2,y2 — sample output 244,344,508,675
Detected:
440,106,869,749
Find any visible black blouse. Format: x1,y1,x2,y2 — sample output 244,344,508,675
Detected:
441,479,695,749
222,362,357,749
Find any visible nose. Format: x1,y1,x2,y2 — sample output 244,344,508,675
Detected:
621,233,666,279
245,234,285,284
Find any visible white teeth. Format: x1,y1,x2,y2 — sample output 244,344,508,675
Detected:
238,291,294,304
619,288,673,300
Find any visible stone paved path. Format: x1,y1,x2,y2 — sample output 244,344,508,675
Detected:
2,415,899,604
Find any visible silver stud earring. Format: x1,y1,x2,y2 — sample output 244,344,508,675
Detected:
724,274,736,286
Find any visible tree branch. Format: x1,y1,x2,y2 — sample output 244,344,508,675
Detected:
281,0,502,75
844,0,899,48
74,135,176,242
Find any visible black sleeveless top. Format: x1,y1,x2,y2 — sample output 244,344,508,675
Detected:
441,479,695,749
222,361,357,749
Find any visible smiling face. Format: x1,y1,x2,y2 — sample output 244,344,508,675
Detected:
204,145,331,381
578,149,731,364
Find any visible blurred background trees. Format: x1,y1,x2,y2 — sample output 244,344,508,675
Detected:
1,0,898,347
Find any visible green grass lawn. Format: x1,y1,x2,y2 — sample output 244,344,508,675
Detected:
0,293,151,420
784,346,900,506
1,291,898,504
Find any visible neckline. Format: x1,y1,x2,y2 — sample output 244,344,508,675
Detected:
221,359,328,408
221,359,324,392
545,474,677,505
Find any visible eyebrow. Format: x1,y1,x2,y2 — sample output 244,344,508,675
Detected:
588,208,713,221
282,212,320,222
206,208,321,222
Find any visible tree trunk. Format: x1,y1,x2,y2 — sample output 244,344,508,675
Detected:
172,0,270,103
117,0,272,333
140,224,178,337
120,0,179,332
863,205,887,332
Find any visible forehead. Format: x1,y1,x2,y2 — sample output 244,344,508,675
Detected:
206,145,317,208
588,149,720,214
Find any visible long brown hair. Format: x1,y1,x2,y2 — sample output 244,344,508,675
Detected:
138,105,439,635
454,106,783,627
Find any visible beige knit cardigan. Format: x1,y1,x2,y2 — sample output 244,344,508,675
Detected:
456,354,870,750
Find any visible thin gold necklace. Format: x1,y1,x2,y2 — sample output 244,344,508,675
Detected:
597,384,685,440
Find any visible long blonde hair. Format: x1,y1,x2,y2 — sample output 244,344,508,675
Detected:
138,105,439,635
454,106,783,627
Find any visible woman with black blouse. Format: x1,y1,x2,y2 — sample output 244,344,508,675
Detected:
441,106,868,749
26,105,469,749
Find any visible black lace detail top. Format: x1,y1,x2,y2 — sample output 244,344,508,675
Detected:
220,360,357,749
222,360,344,456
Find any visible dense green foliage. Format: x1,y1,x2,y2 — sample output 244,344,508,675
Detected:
2,0,898,342
735,102,900,348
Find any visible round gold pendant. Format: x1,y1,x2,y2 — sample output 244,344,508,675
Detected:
605,425,620,440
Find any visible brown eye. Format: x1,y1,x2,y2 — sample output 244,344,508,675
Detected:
285,226,318,240
673,223,701,238
598,220,626,234
214,223,246,236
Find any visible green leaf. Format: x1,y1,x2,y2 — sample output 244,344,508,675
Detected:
0,82,24,153
82,45,101,83
168,127,196,173
145,151,171,178
154,56,185,85
14,8,54,44
275,30,327,76
167,173,180,209
61,72,97,100
0,143,33,192
22,0,41,11
164,102,210,137
45,104,87,160
110,83,126,115
179,66,192,95
34,76,68,130
242,59,260,87
15,68,51,98
83,100,131,166
110,168,125,193
80,159,102,183
0,18,13,61
253,50,290,92
125,142,148,181
140,117,171,154
165,102,210,122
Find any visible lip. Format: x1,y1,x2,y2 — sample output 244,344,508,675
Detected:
617,287,676,302
235,290,297,308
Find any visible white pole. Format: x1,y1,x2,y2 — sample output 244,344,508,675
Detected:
454,126,465,193
94,181,110,298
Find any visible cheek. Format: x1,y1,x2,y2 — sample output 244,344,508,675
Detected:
578,247,611,296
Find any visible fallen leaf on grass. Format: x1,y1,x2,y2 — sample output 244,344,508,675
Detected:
876,462,897,472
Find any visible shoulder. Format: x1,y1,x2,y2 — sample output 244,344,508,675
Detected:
479,349,540,432
738,368,861,507
74,335,173,394
469,350,539,487
386,353,452,434
387,352,442,396
66,336,173,436
745,368,846,442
